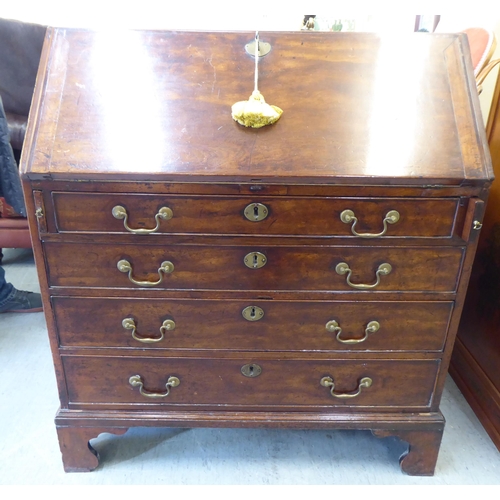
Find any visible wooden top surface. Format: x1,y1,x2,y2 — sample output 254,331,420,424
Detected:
21,28,493,185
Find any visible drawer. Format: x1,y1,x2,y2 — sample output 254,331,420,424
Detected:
53,297,453,352
62,355,440,410
51,192,460,238
44,242,464,292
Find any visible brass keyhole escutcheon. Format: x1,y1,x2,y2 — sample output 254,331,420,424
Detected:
241,363,262,377
245,39,271,57
242,306,264,321
244,203,269,222
244,251,267,269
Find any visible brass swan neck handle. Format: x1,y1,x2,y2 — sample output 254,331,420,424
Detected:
117,259,174,287
340,209,400,238
122,317,175,343
320,376,372,399
129,375,180,398
112,205,173,234
335,262,392,290
326,320,380,344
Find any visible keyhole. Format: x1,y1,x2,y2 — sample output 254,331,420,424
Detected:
241,363,262,377
244,251,266,269
244,203,268,222
242,305,264,321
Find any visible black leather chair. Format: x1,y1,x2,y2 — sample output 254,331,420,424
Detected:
0,17,46,263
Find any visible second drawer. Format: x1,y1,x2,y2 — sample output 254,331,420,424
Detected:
53,297,453,352
44,242,464,292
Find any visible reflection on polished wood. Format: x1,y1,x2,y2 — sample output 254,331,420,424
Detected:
21,29,491,474
22,30,490,184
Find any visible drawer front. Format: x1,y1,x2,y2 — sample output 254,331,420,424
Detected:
44,242,464,292
52,192,459,238
53,297,452,352
62,356,440,409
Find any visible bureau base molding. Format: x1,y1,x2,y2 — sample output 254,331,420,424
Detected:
54,409,445,475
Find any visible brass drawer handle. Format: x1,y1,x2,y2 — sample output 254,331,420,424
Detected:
129,375,180,398
326,320,380,344
335,262,392,290
112,205,173,234
340,209,400,238
122,317,175,343
117,259,174,287
320,376,372,399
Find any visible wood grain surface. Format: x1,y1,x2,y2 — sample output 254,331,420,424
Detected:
19,28,492,475
61,355,440,410
53,296,453,352
22,30,492,184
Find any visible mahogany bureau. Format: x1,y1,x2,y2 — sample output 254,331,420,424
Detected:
20,28,493,475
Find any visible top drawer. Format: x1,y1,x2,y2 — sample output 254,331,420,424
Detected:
51,192,460,238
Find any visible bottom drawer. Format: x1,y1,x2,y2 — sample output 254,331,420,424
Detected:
62,356,440,411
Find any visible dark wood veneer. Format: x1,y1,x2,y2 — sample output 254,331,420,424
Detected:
61,355,440,409
53,297,453,352
21,29,491,474
449,40,500,452
52,192,460,238
43,242,464,292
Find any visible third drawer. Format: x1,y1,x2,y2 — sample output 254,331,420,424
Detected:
53,297,453,352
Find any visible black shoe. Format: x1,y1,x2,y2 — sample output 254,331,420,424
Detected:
0,288,43,313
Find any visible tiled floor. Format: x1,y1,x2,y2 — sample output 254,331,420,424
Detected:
0,247,499,485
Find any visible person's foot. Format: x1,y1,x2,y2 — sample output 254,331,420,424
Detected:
0,288,43,313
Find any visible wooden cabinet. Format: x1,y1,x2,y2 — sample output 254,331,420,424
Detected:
450,54,500,451
21,29,492,475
